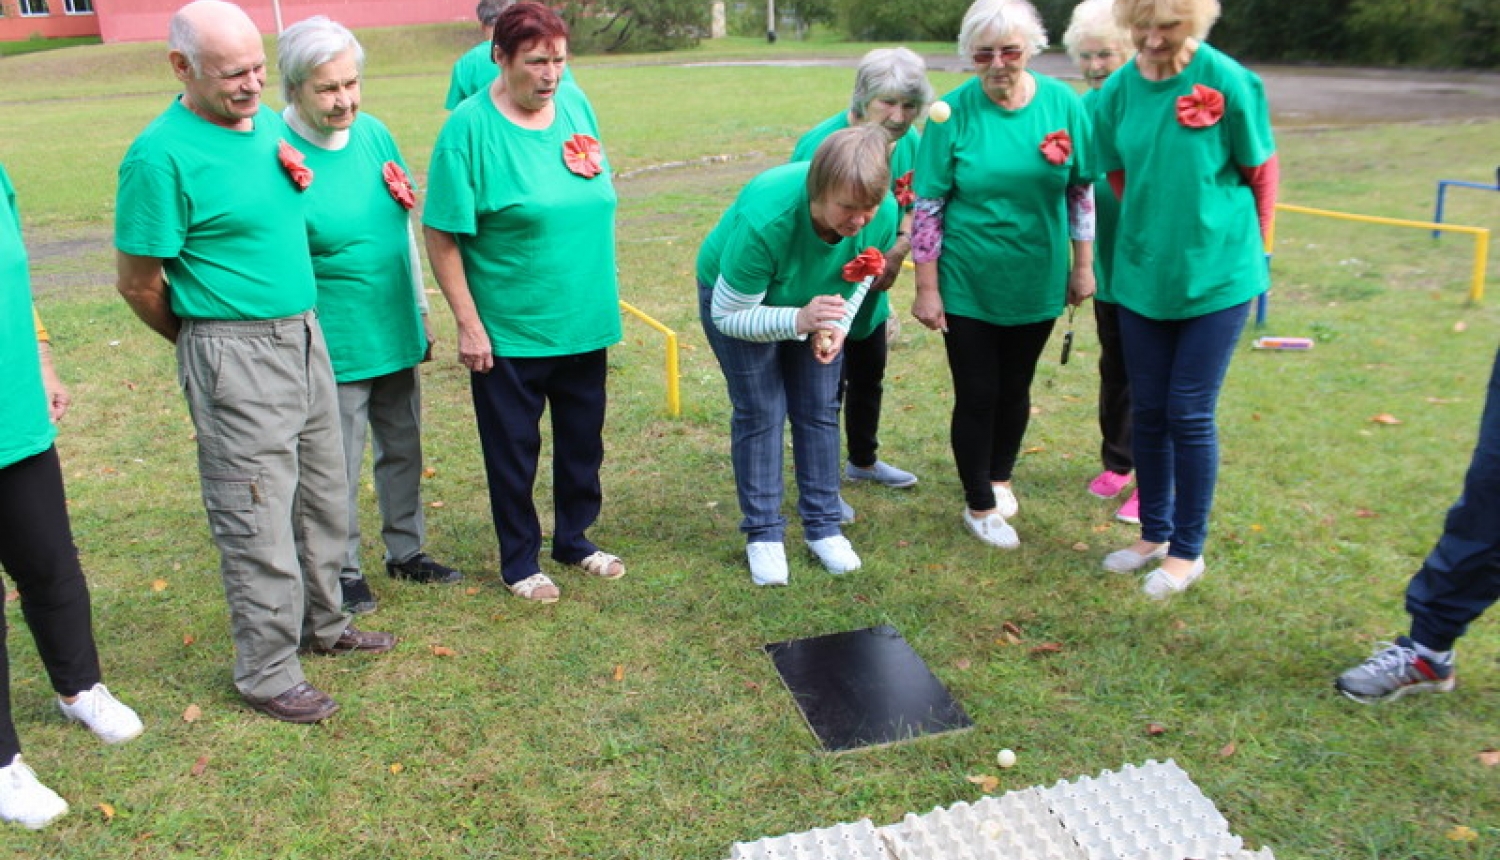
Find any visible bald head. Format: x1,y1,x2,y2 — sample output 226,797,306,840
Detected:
168,0,267,129
170,0,259,76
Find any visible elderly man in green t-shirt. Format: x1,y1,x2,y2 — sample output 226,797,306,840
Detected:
113,0,394,724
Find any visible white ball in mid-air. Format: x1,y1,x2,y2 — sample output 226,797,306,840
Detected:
996,748,1017,768
928,101,951,123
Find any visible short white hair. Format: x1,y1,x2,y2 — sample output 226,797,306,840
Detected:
958,0,1049,59
850,47,933,120
1063,0,1131,58
277,15,364,102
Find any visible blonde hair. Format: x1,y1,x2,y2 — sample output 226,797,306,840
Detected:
806,125,891,210
1112,0,1220,40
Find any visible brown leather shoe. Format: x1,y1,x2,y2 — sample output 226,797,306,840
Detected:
309,626,396,655
248,681,339,724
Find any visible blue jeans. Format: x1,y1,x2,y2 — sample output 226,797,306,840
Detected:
1406,346,1500,651
698,279,843,544
1118,302,1249,561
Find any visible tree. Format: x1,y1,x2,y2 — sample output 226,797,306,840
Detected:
558,0,708,52
835,0,967,41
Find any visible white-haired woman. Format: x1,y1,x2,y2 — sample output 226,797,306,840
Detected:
1093,0,1277,598
1064,0,1138,524
278,16,461,616
700,125,899,586
911,0,1096,550
791,47,933,511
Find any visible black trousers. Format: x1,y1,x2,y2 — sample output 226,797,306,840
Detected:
470,351,608,586
0,446,102,761
1093,299,1134,475
942,314,1056,511
840,325,889,468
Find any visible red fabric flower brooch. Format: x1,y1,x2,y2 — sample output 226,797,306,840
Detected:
894,170,915,207
563,134,603,178
383,161,415,210
1176,84,1225,128
277,140,313,190
842,247,886,282
1039,130,1072,166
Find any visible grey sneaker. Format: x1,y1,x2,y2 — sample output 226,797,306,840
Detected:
1336,636,1455,703
845,460,918,488
839,496,856,524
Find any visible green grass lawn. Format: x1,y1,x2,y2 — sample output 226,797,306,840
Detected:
2,29,1499,860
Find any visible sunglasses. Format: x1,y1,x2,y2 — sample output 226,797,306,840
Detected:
972,46,1026,65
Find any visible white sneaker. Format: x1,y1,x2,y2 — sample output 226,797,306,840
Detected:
806,535,861,574
1102,543,1169,573
747,542,789,586
1142,558,1206,600
0,755,68,830
58,683,144,745
991,483,1019,518
963,509,1019,549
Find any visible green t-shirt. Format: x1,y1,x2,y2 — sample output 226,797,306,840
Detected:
445,42,496,110
115,100,317,321
914,73,1094,326
1093,43,1274,320
288,114,425,383
1082,88,1121,302
0,164,54,470
445,43,580,110
695,162,898,341
790,112,921,339
424,84,622,358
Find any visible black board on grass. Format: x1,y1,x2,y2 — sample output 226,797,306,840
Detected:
764,625,972,752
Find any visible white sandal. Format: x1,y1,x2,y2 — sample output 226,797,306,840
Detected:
575,551,626,580
508,573,560,603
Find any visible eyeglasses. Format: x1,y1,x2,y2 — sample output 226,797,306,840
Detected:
1076,49,1121,62
971,46,1025,65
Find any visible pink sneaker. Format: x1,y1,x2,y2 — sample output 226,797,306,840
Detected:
1115,489,1140,524
1088,470,1132,499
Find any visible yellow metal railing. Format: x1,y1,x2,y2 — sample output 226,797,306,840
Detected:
619,300,681,417
1270,203,1491,304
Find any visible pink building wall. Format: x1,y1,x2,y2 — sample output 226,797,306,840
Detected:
94,0,477,43
0,0,101,40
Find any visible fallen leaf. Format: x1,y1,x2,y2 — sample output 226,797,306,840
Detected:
182,704,202,723
1218,742,1237,758
1029,642,1063,656
996,632,1022,646
966,773,999,793
1447,825,1478,842
1001,622,1024,638
97,802,116,822
1146,722,1167,736
1023,445,1045,454
190,754,210,777
1091,523,1111,533
612,664,625,682
182,634,196,646
896,540,911,548
1454,320,1468,332
389,762,405,775
1071,541,1090,552
151,579,169,592
744,681,761,692
464,587,481,596
1478,748,1500,767
422,467,437,478
1355,508,1378,519
1250,524,1264,532
429,500,446,509
852,593,874,605
953,657,972,670
429,645,457,658
1370,413,1402,425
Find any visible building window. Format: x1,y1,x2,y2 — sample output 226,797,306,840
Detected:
64,0,93,12
19,0,50,15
